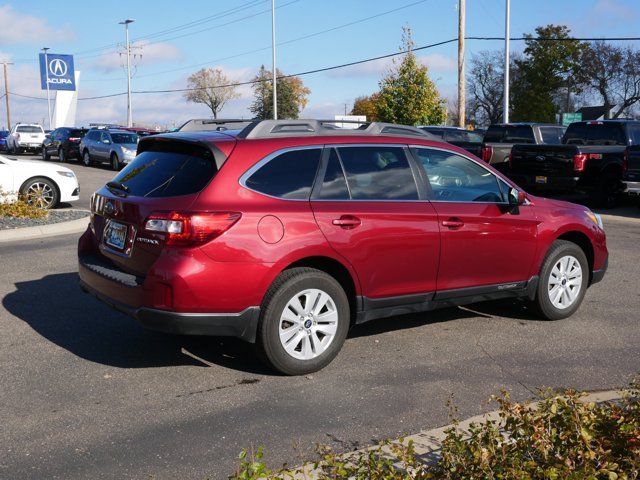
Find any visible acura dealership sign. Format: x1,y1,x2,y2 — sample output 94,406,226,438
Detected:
39,53,76,91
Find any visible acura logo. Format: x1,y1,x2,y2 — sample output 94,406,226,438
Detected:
104,201,116,215
49,58,67,77
535,155,546,162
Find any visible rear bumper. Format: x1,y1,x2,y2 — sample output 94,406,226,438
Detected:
624,181,640,195
79,278,260,341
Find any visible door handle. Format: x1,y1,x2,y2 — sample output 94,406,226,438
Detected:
332,215,361,229
442,217,464,229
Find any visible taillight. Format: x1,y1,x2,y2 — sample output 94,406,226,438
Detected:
68,137,80,142
573,154,588,172
144,211,241,246
481,146,492,162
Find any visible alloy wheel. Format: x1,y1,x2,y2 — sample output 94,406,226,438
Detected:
547,255,583,309
26,181,55,209
278,288,339,360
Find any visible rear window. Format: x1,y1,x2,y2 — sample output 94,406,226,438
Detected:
420,128,444,139
111,133,138,144
585,123,627,145
16,126,43,133
244,148,322,199
483,126,504,143
539,127,564,144
112,145,218,198
503,126,535,144
69,129,86,138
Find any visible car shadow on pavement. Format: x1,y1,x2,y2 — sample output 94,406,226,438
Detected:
3,272,271,374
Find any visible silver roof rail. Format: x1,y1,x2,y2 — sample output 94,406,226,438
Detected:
236,119,437,140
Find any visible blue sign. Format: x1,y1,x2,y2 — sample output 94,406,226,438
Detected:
39,53,76,91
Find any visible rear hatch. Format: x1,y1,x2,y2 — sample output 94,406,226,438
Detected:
510,144,578,175
89,134,236,277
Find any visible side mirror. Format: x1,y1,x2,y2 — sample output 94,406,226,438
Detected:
508,187,526,206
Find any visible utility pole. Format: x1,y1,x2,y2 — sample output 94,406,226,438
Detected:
271,0,277,120
1,61,12,131
503,0,511,123
457,0,465,128
120,19,135,127
42,47,52,130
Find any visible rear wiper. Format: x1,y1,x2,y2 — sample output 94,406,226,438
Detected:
106,181,129,196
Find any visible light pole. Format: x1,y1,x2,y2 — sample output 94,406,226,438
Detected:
1,61,13,131
271,0,277,120
457,0,466,128
42,47,52,130
503,0,511,124
119,19,135,127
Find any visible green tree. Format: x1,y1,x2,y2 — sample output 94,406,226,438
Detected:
250,65,310,120
511,25,586,122
375,27,446,126
350,94,380,121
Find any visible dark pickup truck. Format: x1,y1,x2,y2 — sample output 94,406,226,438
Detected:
623,145,640,203
418,126,483,157
480,123,565,170
509,120,640,208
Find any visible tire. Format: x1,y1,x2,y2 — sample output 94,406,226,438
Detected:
42,146,50,161
110,153,121,171
82,150,92,167
20,176,59,209
58,148,65,163
256,267,350,375
592,173,620,209
534,240,589,320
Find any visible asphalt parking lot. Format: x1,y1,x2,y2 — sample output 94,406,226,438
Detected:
1,154,639,479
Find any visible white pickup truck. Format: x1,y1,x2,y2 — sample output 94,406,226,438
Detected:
7,123,46,154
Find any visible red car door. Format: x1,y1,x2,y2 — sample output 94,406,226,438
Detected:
311,145,440,300
411,146,539,293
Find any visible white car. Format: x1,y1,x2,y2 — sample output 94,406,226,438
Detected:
0,155,79,208
7,123,46,154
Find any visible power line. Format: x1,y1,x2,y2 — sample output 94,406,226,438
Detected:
11,35,640,102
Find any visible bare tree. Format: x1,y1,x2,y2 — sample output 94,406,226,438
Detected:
467,51,505,126
581,42,640,119
184,68,240,118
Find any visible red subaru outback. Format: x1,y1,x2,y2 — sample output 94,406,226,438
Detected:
78,120,608,375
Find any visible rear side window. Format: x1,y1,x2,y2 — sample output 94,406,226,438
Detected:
336,146,418,200
112,145,218,198
539,127,564,144
317,149,350,200
245,148,321,199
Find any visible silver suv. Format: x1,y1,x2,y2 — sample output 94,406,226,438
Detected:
79,128,138,170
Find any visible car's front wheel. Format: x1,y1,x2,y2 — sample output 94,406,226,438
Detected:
110,153,121,171
256,267,350,375
20,177,59,209
535,240,588,320
42,146,50,161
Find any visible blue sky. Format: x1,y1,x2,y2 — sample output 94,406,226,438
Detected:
1,0,638,128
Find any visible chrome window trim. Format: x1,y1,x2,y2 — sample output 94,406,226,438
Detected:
238,145,324,202
409,144,528,206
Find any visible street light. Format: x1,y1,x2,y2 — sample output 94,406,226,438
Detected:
119,19,135,127
42,47,52,130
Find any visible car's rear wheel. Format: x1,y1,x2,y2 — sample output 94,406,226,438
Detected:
592,173,620,209
110,153,121,171
82,150,91,167
20,177,59,209
42,146,50,161
58,148,65,163
256,267,350,375
534,240,588,320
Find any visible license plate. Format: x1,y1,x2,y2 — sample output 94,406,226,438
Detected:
535,176,547,184
104,221,128,250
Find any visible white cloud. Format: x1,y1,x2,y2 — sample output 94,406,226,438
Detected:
90,41,184,73
0,5,74,45
328,53,456,78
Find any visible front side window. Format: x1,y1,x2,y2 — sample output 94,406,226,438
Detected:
244,148,322,199
414,148,506,203
336,146,419,200
317,149,350,200
112,133,139,144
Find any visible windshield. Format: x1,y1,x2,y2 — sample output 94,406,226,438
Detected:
111,133,138,144
16,126,43,134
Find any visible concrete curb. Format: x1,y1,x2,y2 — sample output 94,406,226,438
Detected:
290,389,626,478
0,212,90,243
